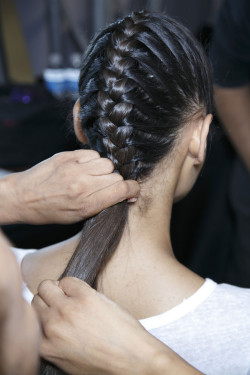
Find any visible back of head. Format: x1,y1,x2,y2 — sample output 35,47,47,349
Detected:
41,11,212,375
63,7,213,305
79,11,212,180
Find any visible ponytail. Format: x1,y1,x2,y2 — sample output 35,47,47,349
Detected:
41,10,213,375
61,202,128,286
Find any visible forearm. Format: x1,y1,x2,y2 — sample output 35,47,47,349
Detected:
0,232,39,375
214,84,250,171
0,151,139,225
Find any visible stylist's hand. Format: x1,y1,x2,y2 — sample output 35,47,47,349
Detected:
33,277,163,375
33,277,203,375
0,150,139,225
0,231,40,375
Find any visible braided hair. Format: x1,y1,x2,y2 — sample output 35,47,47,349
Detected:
41,11,213,375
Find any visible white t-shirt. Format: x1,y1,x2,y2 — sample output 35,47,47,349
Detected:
12,247,250,375
12,247,36,304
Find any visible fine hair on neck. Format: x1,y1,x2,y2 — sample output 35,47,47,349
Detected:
40,10,213,375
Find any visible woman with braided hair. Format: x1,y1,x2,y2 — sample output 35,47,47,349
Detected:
12,10,250,375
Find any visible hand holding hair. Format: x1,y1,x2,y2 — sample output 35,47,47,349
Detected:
0,149,139,225
33,276,204,375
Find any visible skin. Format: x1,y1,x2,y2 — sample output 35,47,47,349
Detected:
214,84,250,172
28,109,211,374
0,231,39,375
33,277,204,375
0,103,211,375
23,107,212,300
0,148,139,375
0,149,139,225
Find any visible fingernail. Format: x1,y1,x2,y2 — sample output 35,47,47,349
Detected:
128,197,137,203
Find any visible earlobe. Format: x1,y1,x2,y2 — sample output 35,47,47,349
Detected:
73,99,88,144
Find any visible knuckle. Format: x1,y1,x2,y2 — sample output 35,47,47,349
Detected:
68,182,78,194
77,149,100,162
88,150,100,158
58,276,71,290
112,173,123,183
117,180,130,198
67,182,82,199
101,158,114,171
38,279,53,295
59,276,88,292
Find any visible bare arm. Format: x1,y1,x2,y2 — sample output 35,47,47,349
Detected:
214,84,250,171
33,277,204,375
0,150,139,225
0,231,39,375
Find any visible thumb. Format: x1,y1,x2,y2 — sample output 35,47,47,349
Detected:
59,277,94,298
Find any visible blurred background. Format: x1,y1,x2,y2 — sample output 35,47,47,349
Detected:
2,0,249,287
0,0,222,83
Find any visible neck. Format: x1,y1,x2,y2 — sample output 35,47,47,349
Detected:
97,184,204,319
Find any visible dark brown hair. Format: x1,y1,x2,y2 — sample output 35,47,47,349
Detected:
41,11,213,374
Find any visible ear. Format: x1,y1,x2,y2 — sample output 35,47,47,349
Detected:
189,114,213,165
173,114,213,202
73,99,88,144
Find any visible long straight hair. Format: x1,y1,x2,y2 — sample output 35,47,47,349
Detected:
40,11,213,375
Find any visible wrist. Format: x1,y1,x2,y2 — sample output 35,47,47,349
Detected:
141,343,173,375
149,345,203,375
120,333,172,375
150,350,172,375
0,173,23,224
126,333,202,375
